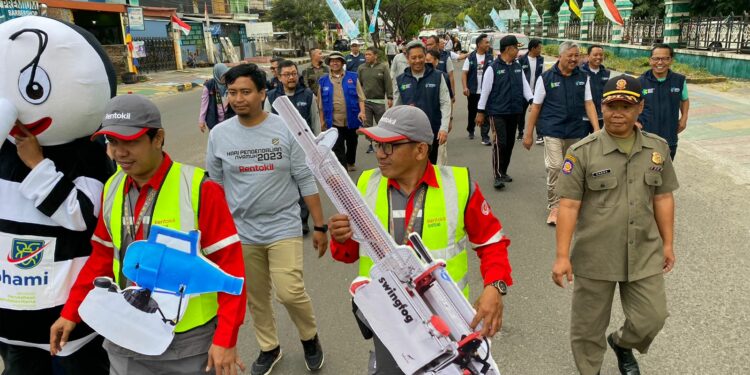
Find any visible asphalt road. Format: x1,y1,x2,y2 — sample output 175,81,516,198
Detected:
151,67,750,375
3,66,745,374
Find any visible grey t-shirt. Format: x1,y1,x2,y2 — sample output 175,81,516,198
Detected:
206,114,318,244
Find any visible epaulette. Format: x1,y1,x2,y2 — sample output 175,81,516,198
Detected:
641,130,669,145
569,132,599,151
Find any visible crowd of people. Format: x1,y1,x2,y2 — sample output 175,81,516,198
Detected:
2,26,687,375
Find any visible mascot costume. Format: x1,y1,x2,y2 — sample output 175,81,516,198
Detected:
0,16,115,373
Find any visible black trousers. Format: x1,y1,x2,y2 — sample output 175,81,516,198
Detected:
0,336,109,375
332,125,358,166
669,144,677,160
490,114,521,177
466,93,489,140
429,136,440,165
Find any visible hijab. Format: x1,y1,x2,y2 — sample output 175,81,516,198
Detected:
213,63,229,96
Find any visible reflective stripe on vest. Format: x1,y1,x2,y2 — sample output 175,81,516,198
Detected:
102,162,218,333
356,165,471,297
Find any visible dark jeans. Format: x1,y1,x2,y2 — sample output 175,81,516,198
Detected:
387,55,395,65
490,114,521,177
467,93,489,141
669,144,677,160
333,125,358,166
0,336,109,375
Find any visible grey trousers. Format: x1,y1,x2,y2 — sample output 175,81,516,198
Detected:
105,318,216,375
364,101,387,128
571,274,668,375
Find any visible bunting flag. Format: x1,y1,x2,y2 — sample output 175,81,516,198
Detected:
597,0,624,25
326,0,360,39
528,0,541,20
568,0,582,18
489,8,503,30
171,15,191,36
464,15,479,31
423,13,432,27
368,0,381,33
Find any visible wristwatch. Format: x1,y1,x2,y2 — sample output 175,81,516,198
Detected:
313,224,328,233
490,280,508,296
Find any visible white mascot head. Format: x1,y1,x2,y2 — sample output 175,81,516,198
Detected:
0,16,116,147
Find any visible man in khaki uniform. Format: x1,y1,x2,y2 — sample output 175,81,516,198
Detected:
552,75,679,375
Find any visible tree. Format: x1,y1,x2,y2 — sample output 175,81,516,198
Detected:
266,0,334,49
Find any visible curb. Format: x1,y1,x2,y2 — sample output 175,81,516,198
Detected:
175,82,198,92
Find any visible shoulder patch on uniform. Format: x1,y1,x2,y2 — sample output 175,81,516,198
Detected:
562,155,576,175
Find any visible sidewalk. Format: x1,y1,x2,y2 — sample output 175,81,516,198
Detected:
117,56,312,98
542,54,750,185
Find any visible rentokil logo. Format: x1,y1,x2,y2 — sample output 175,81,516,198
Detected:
671,87,681,93
643,88,655,95
550,82,561,88
425,83,437,88
2,239,49,286
400,84,411,90
105,112,131,120
380,116,397,125
576,81,586,86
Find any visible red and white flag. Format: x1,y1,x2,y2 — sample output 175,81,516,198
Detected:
171,15,192,36
597,0,624,26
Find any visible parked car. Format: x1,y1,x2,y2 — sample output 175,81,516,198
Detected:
333,38,350,52
487,32,530,57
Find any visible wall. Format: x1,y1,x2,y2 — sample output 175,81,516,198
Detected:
103,44,129,80
541,38,750,79
130,19,169,39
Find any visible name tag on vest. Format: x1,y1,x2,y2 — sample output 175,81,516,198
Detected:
425,83,437,88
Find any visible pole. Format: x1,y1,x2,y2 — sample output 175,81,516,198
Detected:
204,4,215,64
173,29,184,70
361,0,367,46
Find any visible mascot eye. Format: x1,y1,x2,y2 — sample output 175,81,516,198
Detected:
18,65,51,105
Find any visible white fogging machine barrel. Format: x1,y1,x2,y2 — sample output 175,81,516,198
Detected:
272,97,500,374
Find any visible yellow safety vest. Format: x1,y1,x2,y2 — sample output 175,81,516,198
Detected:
356,165,471,297
101,161,218,333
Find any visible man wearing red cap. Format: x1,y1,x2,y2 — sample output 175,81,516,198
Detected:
50,95,247,375
328,105,512,374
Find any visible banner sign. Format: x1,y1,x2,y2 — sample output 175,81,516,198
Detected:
326,0,359,39
127,7,144,31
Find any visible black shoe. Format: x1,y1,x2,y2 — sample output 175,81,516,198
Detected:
499,174,513,183
607,333,640,375
535,136,544,145
301,334,325,371
251,346,283,375
468,132,475,140
366,144,374,153
516,134,523,141
482,139,491,146
302,222,309,235
493,178,506,189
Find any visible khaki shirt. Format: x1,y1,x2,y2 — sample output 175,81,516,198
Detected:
556,129,679,282
302,64,329,94
329,73,365,128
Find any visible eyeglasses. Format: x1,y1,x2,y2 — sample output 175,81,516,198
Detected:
373,141,418,155
650,57,671,62
280,73,297,78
